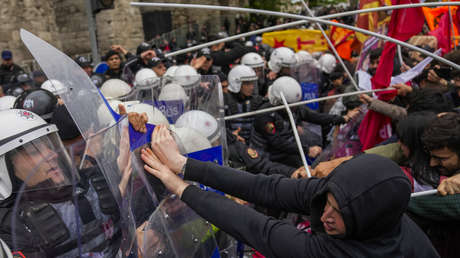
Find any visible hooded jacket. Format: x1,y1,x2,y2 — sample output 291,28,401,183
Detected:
180,154,439,257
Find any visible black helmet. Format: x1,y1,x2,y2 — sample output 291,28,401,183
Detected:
136,42,152,56
14,88,57,121
74,56,92,68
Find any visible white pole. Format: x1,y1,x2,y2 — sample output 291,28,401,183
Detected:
299,0,360,91
164,21,306,57
131,2,460,69
397,45,405,67
130,2,460,21
225,87,395,120
280,92,312,178
411,189,438,198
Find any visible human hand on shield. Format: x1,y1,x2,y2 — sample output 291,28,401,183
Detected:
148,125,187,174
119,104,148,133
141,147,189,198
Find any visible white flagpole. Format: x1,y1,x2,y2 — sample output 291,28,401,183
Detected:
224,87,395,120
411,189,438,198
280,92,312,178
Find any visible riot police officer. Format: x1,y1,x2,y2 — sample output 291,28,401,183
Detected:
250,77,357,168
224,65,265,143
0,109,122,257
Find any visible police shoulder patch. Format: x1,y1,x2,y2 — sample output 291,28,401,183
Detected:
247,148,259,159
264,122,276,134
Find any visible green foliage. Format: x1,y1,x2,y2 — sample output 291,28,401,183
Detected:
309,0,348,8
246,0,285,12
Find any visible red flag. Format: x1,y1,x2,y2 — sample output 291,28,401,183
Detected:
429,13,452,55
358,0,424,150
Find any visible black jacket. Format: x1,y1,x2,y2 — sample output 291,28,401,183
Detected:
0,63,24,89
180,154,439,258
224,92,265,142
249,102,345,164
227,131,296,177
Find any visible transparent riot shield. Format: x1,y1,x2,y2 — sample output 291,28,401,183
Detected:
314,105,367,164
10,135,122,258
20,29,160,256
291,62,321,111
161,74,227,166
20,29,114,138
140,195,218,258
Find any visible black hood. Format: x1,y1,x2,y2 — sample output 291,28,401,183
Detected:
310,154,411,240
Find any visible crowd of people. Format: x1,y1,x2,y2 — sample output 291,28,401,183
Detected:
0,5,459,258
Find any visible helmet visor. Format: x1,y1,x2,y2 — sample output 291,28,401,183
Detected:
6,132,77,194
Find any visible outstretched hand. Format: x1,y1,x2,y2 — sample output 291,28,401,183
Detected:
150,125,187,174
141,148,189,197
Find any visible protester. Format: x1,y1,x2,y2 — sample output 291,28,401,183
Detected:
141,125,439,258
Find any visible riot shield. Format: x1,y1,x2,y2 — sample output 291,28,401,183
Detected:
20,29,114,139
158,74,227,165
20,29,160,256
291,62,321,111
20,30,226,256
314,105,367,164
140,195,218,258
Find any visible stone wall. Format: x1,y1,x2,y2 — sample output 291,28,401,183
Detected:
0,0,249,68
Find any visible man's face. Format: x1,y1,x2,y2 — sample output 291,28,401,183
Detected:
107,55,121,70
153,63,166,77
253,67,264,78
280,67,291,76
368,58,379,76
2,58,13,67
201,58,213,71
12,140,66,187
240,81,255,97
429,147,460,176
83,66,92,77
34,76,46,86
320,192,346,236
332,77,344,87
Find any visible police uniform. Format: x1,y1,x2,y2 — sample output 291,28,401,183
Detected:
224,92,265,143
227,130,296,177
250,102,346,167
